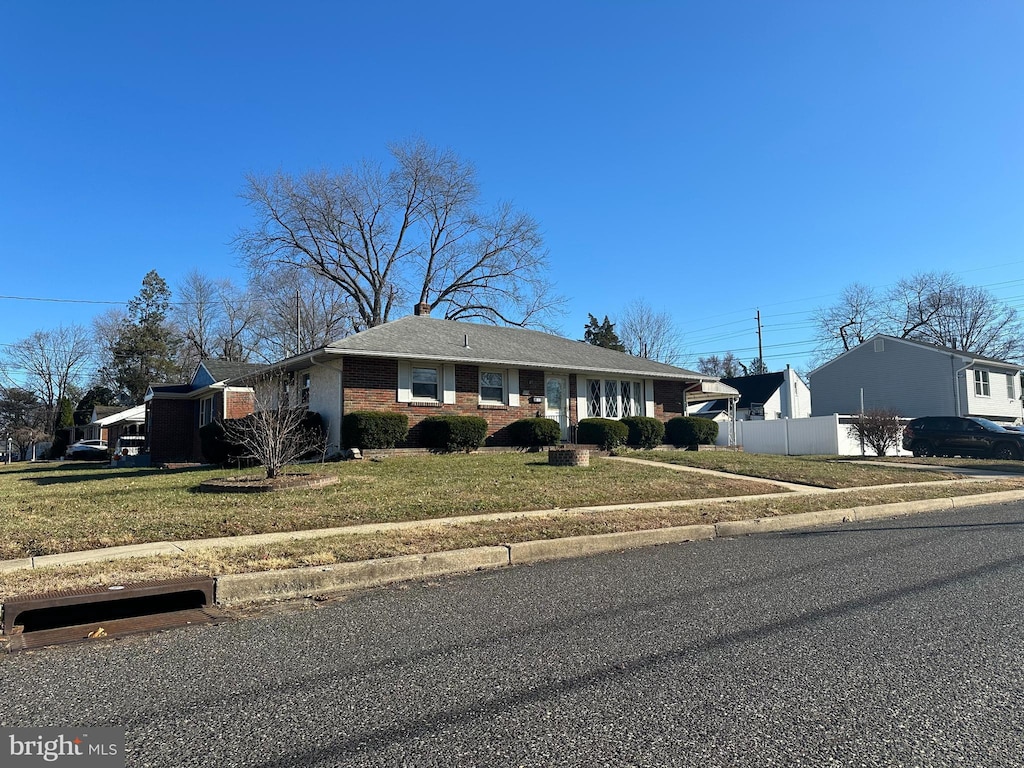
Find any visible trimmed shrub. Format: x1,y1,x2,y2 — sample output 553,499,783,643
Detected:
666,416,719,447
342,411,409,449
577,417,629,451
621,416,666,450
200,419,244,465
419,414,488,453
507,417,562,449
298,410,327,458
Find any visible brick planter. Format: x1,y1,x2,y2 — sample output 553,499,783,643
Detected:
548,448,590,467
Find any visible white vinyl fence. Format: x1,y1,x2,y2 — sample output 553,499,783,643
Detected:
714,414,905,456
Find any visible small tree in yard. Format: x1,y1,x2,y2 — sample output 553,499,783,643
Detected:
224,375,326,478
847,409,903,456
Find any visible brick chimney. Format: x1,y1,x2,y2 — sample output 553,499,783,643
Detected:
414,302,431,316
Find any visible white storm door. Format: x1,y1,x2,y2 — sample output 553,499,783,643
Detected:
545,376,569,440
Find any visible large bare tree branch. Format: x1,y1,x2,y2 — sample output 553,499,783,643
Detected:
236,139,564,331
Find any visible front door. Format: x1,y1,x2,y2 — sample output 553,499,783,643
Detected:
545,376,569,440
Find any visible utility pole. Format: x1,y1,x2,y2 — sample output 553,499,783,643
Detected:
756,309,764,365
295,289,301,355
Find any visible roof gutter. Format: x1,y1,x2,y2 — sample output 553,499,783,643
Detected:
316,347,706,382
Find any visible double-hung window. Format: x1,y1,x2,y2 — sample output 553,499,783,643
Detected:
974,370,990,397
412,366,440,401
1007,373,1016,399
479,370,505,404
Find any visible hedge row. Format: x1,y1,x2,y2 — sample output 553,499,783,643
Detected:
577,418,630,450
420,414,488,453
342,411,409,449
665,416,718,446
507,417,562,448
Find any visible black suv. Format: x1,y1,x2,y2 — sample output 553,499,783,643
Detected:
902,416,1024,460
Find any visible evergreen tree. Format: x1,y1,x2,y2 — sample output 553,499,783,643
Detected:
583,314,626,352
74,386,121,426
103,271,181,403
747,357,770,375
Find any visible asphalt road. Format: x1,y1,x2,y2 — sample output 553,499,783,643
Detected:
3,503,1023,767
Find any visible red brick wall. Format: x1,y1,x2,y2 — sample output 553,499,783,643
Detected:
654,380,686,421
147,399,198,464
224,390,255,420
341,357,689,447
342,357,550,447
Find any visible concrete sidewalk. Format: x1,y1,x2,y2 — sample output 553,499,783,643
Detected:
2,460,1018,574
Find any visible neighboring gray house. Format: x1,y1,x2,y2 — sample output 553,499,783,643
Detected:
689,366,810,422
809,334,1024,423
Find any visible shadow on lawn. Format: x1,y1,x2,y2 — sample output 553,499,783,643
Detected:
17,464,209,486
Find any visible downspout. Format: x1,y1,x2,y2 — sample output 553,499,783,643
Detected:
952,355,971,417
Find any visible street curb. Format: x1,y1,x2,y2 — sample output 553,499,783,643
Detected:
214,546,510,605
31,542,185,569
508,525,716,564
715,509,856,537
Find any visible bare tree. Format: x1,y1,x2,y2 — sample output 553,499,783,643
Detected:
223,374,325,479
3,325,92,437
91,307,128,392
814,272,1024,363
236,139,564,331
697,352,746,378
174,270,260,372
847,408,904,456
0,387,48,459
248,265,356,360
811,282,882,361
616,299,684,364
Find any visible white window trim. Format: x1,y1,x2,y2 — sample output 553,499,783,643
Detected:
583,376,647,419
974,369,991,398
412,365,441,402
1007,373,1016,400
398,361,456,404
199,395,214,427
479,368,506,405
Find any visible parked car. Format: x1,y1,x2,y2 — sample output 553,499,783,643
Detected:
65,439,108,460
902,417,1024,460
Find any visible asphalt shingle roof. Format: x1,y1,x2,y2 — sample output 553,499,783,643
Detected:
322,315,706,380
201,360,266,382
719,372,786,409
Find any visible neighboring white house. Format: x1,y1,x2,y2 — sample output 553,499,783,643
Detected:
809,334,1024,423
689,367,810,423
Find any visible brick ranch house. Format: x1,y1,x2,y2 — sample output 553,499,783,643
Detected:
145,360,264,464
223,305,738,455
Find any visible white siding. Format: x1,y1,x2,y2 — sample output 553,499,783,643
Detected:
964,365,1023,421
308,362,343,456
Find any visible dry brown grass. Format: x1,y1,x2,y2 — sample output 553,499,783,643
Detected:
0,455,779,559
5,477,1020,600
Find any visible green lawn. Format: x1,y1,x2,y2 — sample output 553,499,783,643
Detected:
620,450,960,488
0,454,781,559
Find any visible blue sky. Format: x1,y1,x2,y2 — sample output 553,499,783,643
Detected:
2,1,1023,380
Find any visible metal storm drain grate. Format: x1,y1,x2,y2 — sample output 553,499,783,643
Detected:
1,577,226,652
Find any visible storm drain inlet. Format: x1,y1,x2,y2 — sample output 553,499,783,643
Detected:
2,577,225,651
